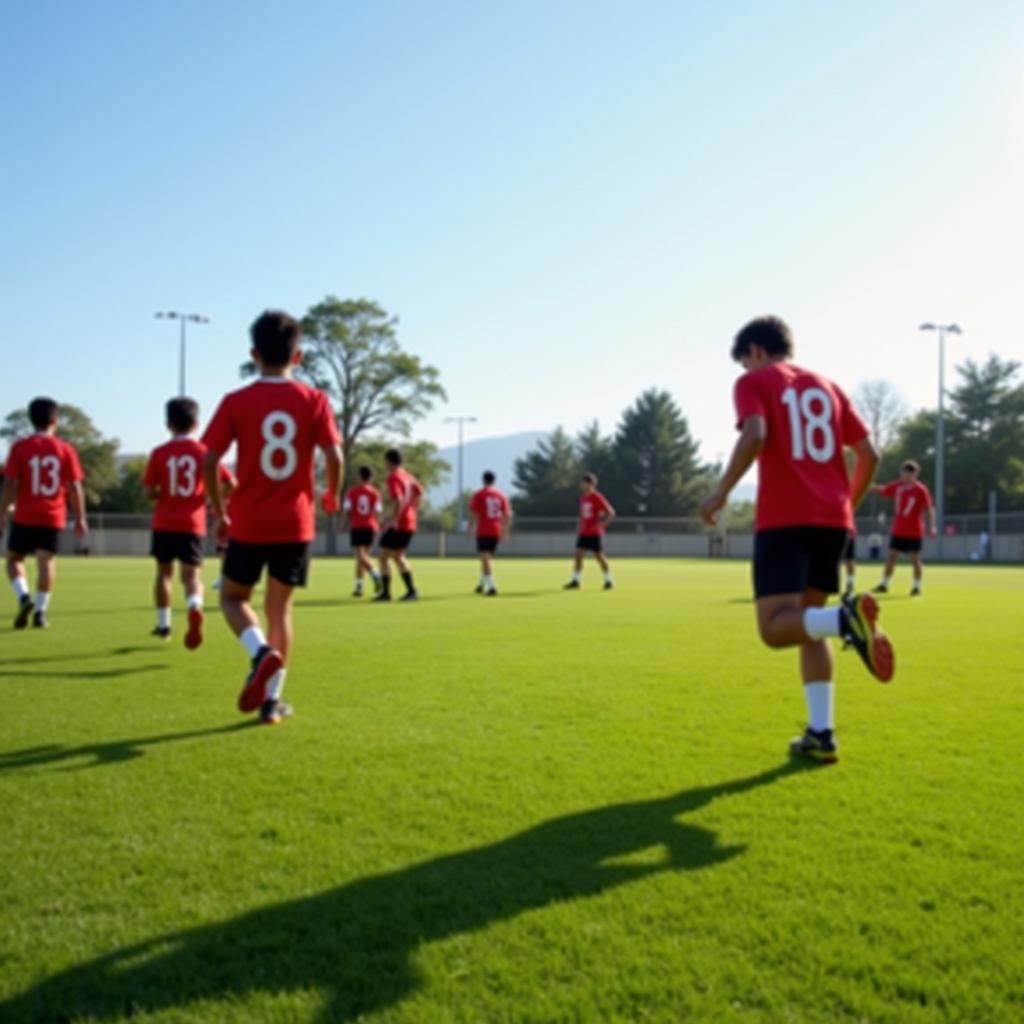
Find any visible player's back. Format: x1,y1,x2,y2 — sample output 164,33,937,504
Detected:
345,483,381,528
472,486,508,534
7,434,81,528
146,437,211,534
736,362,867,531
388,467,423,531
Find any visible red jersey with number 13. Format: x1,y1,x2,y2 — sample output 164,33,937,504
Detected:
733,362,869,532
879,480,932,539
470,486,510,538
143,437,233,535
3,434,84,529
201,379,341,544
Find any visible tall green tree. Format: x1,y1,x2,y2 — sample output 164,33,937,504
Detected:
575,420,616,491
0,403,119,507
100,457,151,514
347,439,450,498
512,427,581,516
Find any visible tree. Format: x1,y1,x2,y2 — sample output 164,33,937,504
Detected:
244,297,446,483
347,439,449,504
611,389,712,516
852,379,910,453
0,403,119,507
574,421,616,492
512,427,581,516
100,457,151,514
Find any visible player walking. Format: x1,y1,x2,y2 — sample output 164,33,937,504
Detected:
343,466,383,597
699,316,894,764
872,460,936,597
468,471,511,595
202,311,343,724
374,449,423,603
1,398,88,629
143,397,232,647
564,473,615,590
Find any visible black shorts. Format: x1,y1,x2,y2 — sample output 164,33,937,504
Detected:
7,523,60,556
576,534,603,553
476,536,500,554
753,526,849,598
151,530,204,566
222,540,310,588
890,535,923,554
842,534,856,562
380,529,414,551
349,528,376,549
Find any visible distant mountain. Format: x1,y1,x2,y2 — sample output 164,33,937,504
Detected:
429,431,546,506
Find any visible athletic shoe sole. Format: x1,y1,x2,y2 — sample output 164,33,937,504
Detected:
184,608,204,650
238,649,284,713
845,594,895,683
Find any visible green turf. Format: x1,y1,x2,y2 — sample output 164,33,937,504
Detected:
1,557,1021,1023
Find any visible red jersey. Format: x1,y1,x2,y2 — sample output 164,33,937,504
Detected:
578,490,613,537
387,468,424,532
344,483,382,531
201,378,341,544
143,437,232,536
4,433,84,529
733,362,869,532
469,486,510,538
879,480,933,539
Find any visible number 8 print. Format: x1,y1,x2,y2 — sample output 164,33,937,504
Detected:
260,411,298,480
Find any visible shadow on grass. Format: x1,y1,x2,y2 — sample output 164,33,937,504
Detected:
1,760,809,1022
0,721,254,773
0,645,152,667
0,664,169,682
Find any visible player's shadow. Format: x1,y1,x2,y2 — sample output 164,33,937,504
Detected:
0,721,254,773
0,645,151,667
0,664,169,682
1,760,808,1023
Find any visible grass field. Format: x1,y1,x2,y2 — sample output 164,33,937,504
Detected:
1,556,1022,1023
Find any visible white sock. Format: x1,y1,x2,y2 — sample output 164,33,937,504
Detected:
571,571,581,583
157,606,171,629
266,668,287,702
882,573,893,586
846,573,856,589
35,591,51,613
485,574,495,590
354,578,363,591
913,577,922,591
804,681,834,732
239,625,267,658
12,577,29,601
186,590,203,611
604,570,613,583
478,574,487,587
803,607,841,640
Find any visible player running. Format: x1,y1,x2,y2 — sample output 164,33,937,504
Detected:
143,397,232,647
468,471,511,596
202,311,343,725
343,466,383,597
871,460,937,597
374,449,423,603
1,398,88,629
564,473,615,590
699,316,894,765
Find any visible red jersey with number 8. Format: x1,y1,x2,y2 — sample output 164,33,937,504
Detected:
733,363,869,532
143,437,233,535
201,379,341,544
344,484,382,531
3,434,84,529
879,480,932,539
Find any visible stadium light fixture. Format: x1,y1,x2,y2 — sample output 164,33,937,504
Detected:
155,311,211,396
445,415,478,530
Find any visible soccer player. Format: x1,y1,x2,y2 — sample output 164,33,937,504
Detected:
1,397,88,629
202,311,343,725
468,471,511,595
699,316,894,765
872,460,937,597
142,397,232,647
342,465,382,597
374,449,423,602
564,473,615,590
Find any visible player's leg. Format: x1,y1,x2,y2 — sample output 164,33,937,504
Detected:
394,547,418,601
565,543,585,588
362,544,382,592
153,560,173,638
181,561,205,649
909,550,924,596
7,548,33,629
482,547,497,595
258,545,309,723
595,548,613,590
375,546,394,601
874,545,900,592
475,549,487,593
33,550,55,628
789,588,839,763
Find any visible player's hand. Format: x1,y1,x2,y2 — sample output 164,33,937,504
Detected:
929,526,938,538
320,491,340,515
74,519,89,538
699,490,726,526
215,515,231,547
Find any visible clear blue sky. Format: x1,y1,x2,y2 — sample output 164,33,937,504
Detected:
1,1,1020,472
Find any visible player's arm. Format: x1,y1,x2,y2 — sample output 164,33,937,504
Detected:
69,480,89,537
700,415,766,525
320,443,343,514
925,491,938,536
203,451,227,523
848,436,880,510
599,499,616,526
0,475,17,531
502,503,513,539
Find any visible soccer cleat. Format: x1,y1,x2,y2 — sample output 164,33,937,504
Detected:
485,588,499,597
151,625,171,641
14,596,32,630
910,587,921,598
603,580,614,591
32,611,49,629
474,584,484,594
563,580,580,590
399,590,419,602
789,726,839,764
184,608,204,650
351,588,363,598
840,593,895,683
872,583,889,594
260,698,293,725
372,575,383,596
238,646,284,713
373,592,392,603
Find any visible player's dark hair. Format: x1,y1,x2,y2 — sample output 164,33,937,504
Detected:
483,471,496,485
28,397,59,430
731,316,794,361
166,397,199,433
385,448,402,466
582,472,597,485
358,465,373,481
902,460,920,474
250,310,301,368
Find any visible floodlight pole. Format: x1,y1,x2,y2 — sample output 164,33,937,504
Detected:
445,415,478,529
918,321,962,558
155,311,211,396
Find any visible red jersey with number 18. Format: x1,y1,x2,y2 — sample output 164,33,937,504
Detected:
3,434,84,529
469,486,510,538
733,363,869,532
143,437,233,535
201,379,341,544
